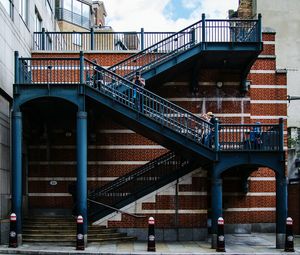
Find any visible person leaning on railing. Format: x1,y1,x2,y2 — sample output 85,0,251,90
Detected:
93,60,104,90
132,71,145,111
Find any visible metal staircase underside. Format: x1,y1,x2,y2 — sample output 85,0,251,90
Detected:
88,151,207,221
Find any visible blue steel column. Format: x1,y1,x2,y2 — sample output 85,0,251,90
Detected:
12,111,22,240
211,169,222,248
76,111,87,236
276,172,287,249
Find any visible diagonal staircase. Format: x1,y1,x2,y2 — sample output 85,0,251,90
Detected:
88,151,208,221
106,18,261,84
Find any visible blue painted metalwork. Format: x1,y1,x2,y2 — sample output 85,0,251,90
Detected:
211,174,223,236
276,173,287,241
76,111,88,235
33,18,260,52
11,111,22,235
89,152,204,221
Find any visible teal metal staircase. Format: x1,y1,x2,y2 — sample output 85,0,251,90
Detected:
88,151,204,221
107,16,262,87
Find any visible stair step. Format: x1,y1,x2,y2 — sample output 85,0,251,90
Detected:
23,229,116,234
23,232,126,238
23,236,136,243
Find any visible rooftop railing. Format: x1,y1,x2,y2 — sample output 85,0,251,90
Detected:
33,14,261,52
16,53,282,153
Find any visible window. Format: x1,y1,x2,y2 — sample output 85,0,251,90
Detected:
35,8,42,32
19,0,28,24
59,0,90,28
0,0,13,18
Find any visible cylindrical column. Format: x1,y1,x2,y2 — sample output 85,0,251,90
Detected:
279,118,284,152
12,111,22,242
211,175,222,249
276,174,287,249
257,13,262,42
76,111,87,240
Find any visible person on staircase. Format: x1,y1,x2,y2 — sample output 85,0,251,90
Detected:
132,71,145,111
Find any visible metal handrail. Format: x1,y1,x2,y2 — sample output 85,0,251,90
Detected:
108,18,260,80
84,58,213,149
16,55,281,152
33,17,260,52
88,199,146,218
89,152,175,198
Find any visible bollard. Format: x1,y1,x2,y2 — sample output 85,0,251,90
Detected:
9,213,17,248
76,215,84,250
285,217,295,252
147,216,156,252
216,217,225,252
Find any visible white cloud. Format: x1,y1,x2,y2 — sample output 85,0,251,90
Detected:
104,0,238,32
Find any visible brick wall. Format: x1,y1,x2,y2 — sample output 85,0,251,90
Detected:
29,31,287,230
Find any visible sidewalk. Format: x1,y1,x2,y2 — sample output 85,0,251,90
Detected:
0,233,299,254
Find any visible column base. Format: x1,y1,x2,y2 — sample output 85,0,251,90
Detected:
276,233,285,249
211,234,217,249
84,234,87,247
17,234,22,246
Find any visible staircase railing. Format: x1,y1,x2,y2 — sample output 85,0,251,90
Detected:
16,55,281,152
84,58,213,149
108,17,261,80
88,151,196,218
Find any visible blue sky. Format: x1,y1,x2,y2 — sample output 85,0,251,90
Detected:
104,0,239,31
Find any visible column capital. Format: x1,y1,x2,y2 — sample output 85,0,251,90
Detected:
12,111,22,118
77,111,87,119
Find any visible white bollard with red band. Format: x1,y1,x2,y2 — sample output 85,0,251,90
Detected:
285,217,294,252
76,215,84,250
216,217,225,252
9,213,17,248
147,217,156,252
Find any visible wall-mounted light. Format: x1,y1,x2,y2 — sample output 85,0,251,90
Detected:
216,81,223,88
65,131,72,137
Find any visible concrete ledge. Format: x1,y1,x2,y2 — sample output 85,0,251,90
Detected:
118,227,208,241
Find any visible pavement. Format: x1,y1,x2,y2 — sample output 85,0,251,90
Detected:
0,233,299,254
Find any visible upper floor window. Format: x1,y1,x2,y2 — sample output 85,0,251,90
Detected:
35,8,42,32
58,0,91,28
0,0,13,18
19,0,28,24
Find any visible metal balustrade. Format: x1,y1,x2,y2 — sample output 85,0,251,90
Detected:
88,151,195,218
108,17,261,80
33,16,261,53
17,55,281,152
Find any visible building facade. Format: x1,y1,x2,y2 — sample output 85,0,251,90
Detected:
236,0,300,233
0,0,56,243
0,0,107,243
0,0,290,249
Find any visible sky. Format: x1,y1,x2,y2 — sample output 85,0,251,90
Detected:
104,0,239,32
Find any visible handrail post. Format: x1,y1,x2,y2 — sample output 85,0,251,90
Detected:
214,118,219,153
279,118,284,151
141,28,145,51
90,28,94,50
14,51,19,84
257,13,262,42
80,51,84,84
41,27,46,50
201,13,206,49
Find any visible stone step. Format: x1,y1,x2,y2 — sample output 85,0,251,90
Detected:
23,236,136,243
22,228,116,234
23,232,126,239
